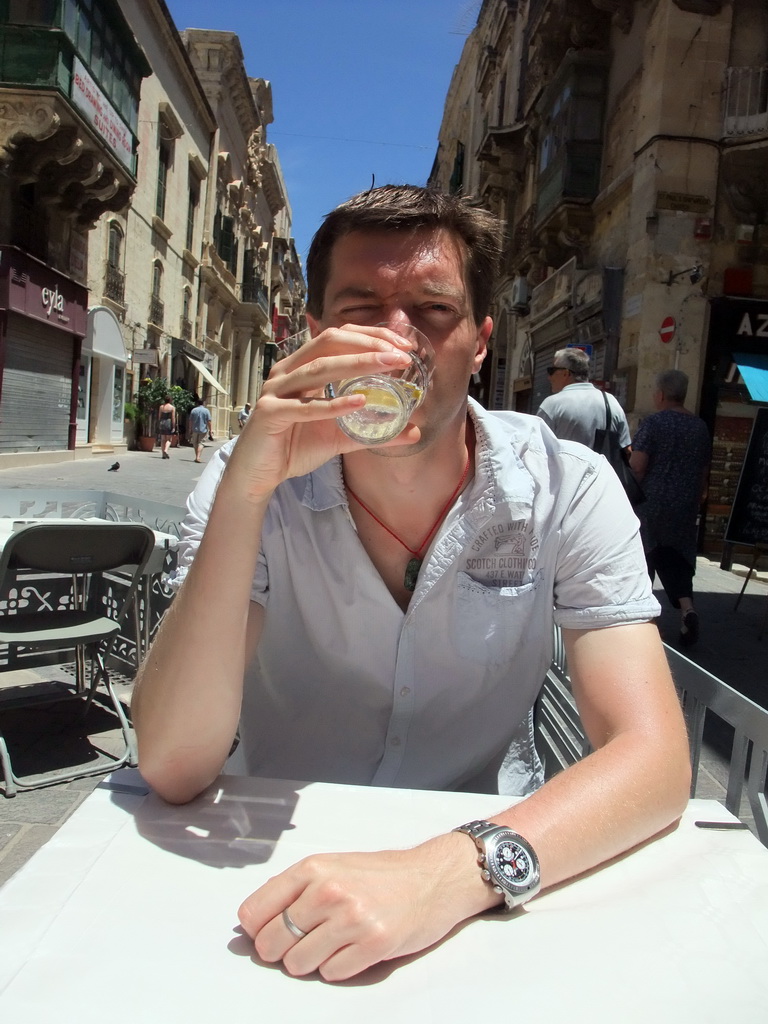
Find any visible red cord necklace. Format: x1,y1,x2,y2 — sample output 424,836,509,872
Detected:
345,453,471,592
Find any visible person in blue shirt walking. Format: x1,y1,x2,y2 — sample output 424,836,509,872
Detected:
188,398,212,464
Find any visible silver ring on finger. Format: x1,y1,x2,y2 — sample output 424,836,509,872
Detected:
282,908,308,940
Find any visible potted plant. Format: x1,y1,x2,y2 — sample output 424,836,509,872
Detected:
136,376,170,452
168,384,195,446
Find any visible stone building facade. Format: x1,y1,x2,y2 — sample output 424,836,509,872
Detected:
0,3,305,462
0,0,149,463
430,0,768,554
182,30,306,439
85,0,216,451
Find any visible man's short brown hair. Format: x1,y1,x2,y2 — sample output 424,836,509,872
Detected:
305,185,502,326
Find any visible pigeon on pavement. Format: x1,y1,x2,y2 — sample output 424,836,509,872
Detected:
108,462,120,472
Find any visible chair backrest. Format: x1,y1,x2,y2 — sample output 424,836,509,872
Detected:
1,523,155,576
534,626,768,849
0,523,156,627
534,625,592,777
666,644,768,847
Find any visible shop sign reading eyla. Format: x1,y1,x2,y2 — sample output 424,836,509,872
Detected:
0,245,87,335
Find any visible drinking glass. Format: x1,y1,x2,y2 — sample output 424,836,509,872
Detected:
328,323,435,445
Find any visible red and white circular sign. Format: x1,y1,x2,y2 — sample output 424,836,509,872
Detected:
659,316,676,344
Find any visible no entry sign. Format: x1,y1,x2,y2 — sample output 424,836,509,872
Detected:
659,316,676,344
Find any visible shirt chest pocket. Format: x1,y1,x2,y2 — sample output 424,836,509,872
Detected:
454,571,543,666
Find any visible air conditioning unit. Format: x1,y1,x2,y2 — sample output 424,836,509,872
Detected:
510,276,530,312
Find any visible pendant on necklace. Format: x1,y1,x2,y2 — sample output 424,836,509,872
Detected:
404,556,422,592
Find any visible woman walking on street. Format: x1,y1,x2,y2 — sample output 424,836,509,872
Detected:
158,395,176,460
630,369,711,646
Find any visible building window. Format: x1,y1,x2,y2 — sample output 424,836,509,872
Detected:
152,261,163,297
186,177,199,251
156,140,171,221
180,287,193,340
8,0,56,25
149,262,164,327
214,210,238,276
107,222,123,267
536,57,608,221
449,142,465,195
104,221,125,304
497,72,507,126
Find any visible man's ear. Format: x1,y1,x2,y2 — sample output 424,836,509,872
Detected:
306,313,321,338
473,317,493,373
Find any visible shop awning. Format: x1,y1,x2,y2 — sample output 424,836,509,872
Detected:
86,306,127,362
184,354,228,395
733,352,768,402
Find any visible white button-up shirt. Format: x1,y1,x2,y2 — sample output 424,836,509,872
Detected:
172,400,658,795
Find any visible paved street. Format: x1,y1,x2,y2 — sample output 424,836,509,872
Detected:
0,445,766,885
0,437,230,509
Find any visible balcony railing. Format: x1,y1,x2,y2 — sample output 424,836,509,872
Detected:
104,263,125,305
512,206,536,260
242,280,270,315
148,295,164,328
724,65,768,137
179,316,192,341
536,141,602,223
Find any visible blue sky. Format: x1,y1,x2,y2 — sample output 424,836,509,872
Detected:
164,0,477,263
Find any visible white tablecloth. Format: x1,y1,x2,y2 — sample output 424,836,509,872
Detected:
1,771,766,1023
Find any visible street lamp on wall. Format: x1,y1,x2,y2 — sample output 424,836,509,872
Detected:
666,264,703,286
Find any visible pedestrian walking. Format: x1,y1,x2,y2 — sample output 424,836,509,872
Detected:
157,395,176,461
537,347,631,450
630,369,711,646
188,398,212,464
238,403,251,429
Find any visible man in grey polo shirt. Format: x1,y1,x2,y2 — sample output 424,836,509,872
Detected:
537,346,631,453
132,185,689,982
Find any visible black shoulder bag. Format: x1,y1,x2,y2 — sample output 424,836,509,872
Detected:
592,391,645,507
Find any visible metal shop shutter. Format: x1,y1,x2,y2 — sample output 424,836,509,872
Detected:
532,343,558,413
0,315,74,453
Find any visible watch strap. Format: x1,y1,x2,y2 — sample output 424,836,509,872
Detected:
454,819,497,843
454,819,540,911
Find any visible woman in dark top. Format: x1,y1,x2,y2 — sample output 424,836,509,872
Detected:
158,395,176,461
630,369,711,646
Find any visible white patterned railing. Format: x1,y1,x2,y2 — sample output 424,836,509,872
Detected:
724,65,768,137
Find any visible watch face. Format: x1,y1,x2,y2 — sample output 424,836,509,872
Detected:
491,837,535,891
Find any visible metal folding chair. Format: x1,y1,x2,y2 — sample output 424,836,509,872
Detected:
0,522,155,797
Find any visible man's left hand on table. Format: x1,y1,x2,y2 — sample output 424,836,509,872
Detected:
237,831,495,981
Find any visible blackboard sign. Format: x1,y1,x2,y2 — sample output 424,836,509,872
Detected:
725,407,768,547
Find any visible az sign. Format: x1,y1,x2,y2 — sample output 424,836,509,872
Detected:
736,312,768,337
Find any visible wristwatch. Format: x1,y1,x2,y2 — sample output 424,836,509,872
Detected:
453,819,541,912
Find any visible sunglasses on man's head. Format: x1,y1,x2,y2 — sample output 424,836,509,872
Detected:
546,366,567,376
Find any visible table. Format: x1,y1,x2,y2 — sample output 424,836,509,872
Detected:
1,772,766,1023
